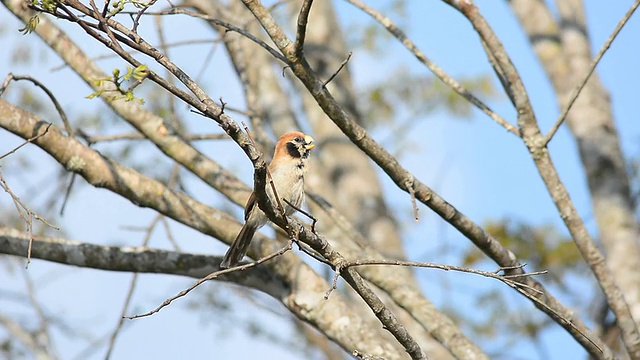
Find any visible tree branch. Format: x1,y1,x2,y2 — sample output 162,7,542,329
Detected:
0,226,288,295
346,0,518,136
0,73,73,136
294,0,314,58
542,0,640,146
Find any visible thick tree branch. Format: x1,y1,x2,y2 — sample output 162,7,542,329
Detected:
0,226,285,292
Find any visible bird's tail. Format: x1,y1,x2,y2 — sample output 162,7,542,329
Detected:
220,225,257,269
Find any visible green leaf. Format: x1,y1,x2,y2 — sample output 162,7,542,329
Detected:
18,15,39,35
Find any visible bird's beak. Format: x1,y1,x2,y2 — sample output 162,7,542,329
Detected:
304,135,315,150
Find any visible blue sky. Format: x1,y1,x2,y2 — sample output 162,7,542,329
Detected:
1,0,639,359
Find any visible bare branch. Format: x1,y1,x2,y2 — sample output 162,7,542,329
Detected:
130,7,288,64
294,0,314,58
0,226,287,295
77,131,228,143
323,51,352,87
0,122,52,160
345,0,518,136
0,74,73,136
543,0,640,146
126,241,292,320
0,167,59,267
104,213,163,360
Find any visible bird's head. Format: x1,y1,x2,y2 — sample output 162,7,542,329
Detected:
275,131,315,160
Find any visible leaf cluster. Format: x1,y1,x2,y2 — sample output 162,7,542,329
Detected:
86,65,149,104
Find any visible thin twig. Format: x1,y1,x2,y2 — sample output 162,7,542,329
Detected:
2,74,72,134
0,170,60,268
494,263,527,274
325,264,341,299
131,0,158,33
323,51,352,87
342,257,600,352
0,123,52,160
59,174,76,216
479,39,515,107
343,258,545,294
345,0,518,136
0,73,12,97
282,197,317,232
0,74,72,134
0,121,58,265
404,177,419,222
140,8,288,63
125,242,292,319
542,0,640,146
105,214,163,359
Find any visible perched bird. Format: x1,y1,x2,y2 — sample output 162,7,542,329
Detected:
220,131,315,269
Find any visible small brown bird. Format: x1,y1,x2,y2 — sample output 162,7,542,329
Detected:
220,131,315,269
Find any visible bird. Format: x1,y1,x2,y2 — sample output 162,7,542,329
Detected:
220,131,315,269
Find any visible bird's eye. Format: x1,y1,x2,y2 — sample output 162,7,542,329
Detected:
294,136,303,143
